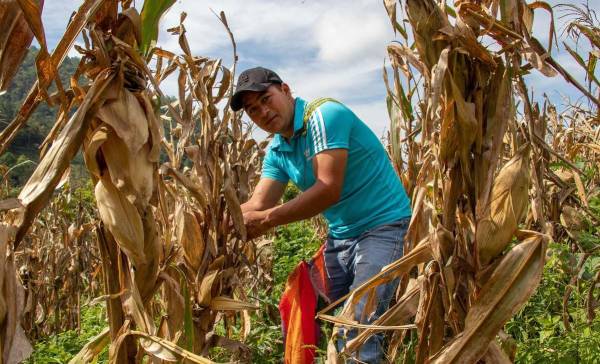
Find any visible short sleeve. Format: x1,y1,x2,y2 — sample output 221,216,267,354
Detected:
261,146,289,184
307,102,352,155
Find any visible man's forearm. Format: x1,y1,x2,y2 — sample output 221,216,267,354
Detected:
241,198,272,213
263,181,339,228
241,201,261,214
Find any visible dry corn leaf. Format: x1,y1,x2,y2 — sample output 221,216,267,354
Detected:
406,0,449,70
0,0,35,91
580,142,600,154
140,92,163,163
101,125,154,206
16,0,58,99
345,283,419,353
572,171,589,207
161,164,209,210
83,123,109,179
478,63,511,216
477,145,531,266
1,224,32,364
439,99,460,166
120,265,174,362
0,224,12,326
440,16,496,67
388,43,430,80
319,314,415,331
68,327,110,364
241,309,252,341
95,174,146,267
523,48,558,77
449,75,478,170
430,234,547,363
223,176,246,241
95,88,149,154
554,168,573,182
129,330,216,363
319,239,431,319
175,203,205,271
15,69,114,246
212,66,230,105
560,206,588,241
136,208,160,300
209,296,258,311
426,47,450,135
0,199,22,212
198,269,220,307
0,0,105,157
481,341,512,364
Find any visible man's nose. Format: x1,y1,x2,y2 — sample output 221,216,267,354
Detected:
258,104,270,118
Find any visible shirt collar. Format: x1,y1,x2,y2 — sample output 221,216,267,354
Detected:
270,97,307,152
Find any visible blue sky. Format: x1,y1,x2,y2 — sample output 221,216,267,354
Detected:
40,0,599,137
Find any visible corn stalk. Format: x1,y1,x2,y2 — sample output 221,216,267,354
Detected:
0,0,267,362
318,0,599,362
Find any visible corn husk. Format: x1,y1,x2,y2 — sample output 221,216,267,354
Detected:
477,146,531,266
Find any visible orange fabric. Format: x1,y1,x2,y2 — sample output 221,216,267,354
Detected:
279,261,318,364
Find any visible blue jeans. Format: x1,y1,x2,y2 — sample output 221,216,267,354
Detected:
324,218,408,364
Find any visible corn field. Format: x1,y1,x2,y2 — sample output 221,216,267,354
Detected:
0,0,598,363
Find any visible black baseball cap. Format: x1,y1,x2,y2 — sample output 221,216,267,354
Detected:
230,67,283,111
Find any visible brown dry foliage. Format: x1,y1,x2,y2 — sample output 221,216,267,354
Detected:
316,1,599,363
0,0,598,363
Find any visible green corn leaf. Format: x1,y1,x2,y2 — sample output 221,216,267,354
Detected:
140,0,176,56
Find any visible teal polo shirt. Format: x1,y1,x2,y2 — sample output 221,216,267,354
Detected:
262,97,411,239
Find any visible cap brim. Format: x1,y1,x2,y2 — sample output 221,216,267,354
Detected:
230,82,276,111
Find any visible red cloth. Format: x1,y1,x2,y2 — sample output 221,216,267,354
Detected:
279,244,330,364
279,261,318,364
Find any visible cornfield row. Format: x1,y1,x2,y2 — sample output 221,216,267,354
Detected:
315,0,599,362
0,0,598,363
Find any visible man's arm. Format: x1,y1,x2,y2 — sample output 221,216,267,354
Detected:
241,178,286,213
266,148,347,225
244,148,347,238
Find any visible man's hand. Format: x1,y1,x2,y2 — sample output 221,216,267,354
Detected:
261,149,348,227
239,149,347,239
243,210,272,240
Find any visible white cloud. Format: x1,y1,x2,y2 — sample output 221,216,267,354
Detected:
158,0,323,58
38,1,399,136
153,0,395,136
313,4,392,65
38,0,600,137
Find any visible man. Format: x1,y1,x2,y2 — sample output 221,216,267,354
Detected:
231,67,412,363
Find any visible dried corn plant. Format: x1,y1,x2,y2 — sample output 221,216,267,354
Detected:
0,0,597,362
142,12,268,361
16,185,100,341
316,0,600,363
0,0,267,362
0,0,39,93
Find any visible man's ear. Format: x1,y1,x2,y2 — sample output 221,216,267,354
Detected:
281,83,292,97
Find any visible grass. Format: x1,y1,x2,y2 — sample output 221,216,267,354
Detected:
25,303,108,363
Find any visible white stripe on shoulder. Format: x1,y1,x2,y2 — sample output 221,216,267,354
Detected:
309,115,322,152
314,114,325,151
316,107,328,149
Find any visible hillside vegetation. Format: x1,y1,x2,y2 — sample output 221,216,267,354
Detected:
0,47,82,187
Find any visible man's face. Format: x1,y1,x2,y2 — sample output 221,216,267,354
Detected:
242,84,295,137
